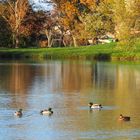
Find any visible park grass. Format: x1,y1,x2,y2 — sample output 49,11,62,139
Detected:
0,42,140,61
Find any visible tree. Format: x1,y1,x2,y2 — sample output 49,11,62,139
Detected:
22,8,48,47
0,0,29,48
55,0,81,47
43,11,58,47
47,0,97,47
113,0,140,49
82,0,115,42
129,0,140,36
0,16,12,47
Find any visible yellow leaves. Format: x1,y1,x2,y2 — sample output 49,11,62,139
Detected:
0,4,5,15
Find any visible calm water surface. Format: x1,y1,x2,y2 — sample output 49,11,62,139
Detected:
0,60,140,140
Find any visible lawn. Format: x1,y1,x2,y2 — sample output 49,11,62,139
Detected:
0,42,140,61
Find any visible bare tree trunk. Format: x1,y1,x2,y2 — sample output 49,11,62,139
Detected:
12,31,19,48
15,35,19,48
0,0,29,48
46,30,53,48
72,35,78,47
47,35,53,47
63,40,66,47
59,35,64,47
15,1,19,48
12,33,15,48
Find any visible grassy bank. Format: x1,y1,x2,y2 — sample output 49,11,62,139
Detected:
0,43,140,61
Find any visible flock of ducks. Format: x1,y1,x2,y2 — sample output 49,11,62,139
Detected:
14,108,53,117
88,102,130,121
14,102,130,121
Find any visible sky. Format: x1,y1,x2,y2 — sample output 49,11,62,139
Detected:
30,0,53,11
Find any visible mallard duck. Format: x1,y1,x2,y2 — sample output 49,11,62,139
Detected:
40,108,53,115
14,109,23,117
119,114,130,121
88,102,103,109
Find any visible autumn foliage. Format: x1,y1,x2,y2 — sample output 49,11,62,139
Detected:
0,0,140,48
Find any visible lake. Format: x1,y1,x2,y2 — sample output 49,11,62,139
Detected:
0,60,140,140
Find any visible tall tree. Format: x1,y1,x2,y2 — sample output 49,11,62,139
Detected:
0,16,12,47
0,0,29,48
129,0,140,36
22,8,48,47
50,0,96,47
82,0,115,42
43,11,58,47
113,0,140,49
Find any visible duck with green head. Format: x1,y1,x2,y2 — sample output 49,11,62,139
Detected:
88,102,103,109
40,108,53,115
119,114,130,121
14,109,23,117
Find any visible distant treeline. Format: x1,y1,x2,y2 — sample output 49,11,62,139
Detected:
0,0,140,49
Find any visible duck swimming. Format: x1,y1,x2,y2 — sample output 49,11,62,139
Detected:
14,109,23,117
88,102,103,109
40,108,53,115
119,114,130,121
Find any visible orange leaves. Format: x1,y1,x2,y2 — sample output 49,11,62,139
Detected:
57,1,79,30
59,1,78,18
80,0,96,10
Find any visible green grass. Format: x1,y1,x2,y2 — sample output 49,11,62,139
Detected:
0,42,140,61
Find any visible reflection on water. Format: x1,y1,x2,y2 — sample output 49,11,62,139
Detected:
0,60,140,140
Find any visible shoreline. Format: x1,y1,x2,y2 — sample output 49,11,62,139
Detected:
0,43,140,61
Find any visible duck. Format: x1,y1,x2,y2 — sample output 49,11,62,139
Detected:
40,108,53,115
14,109,23,117
88,102,103,109
119,114,130,121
